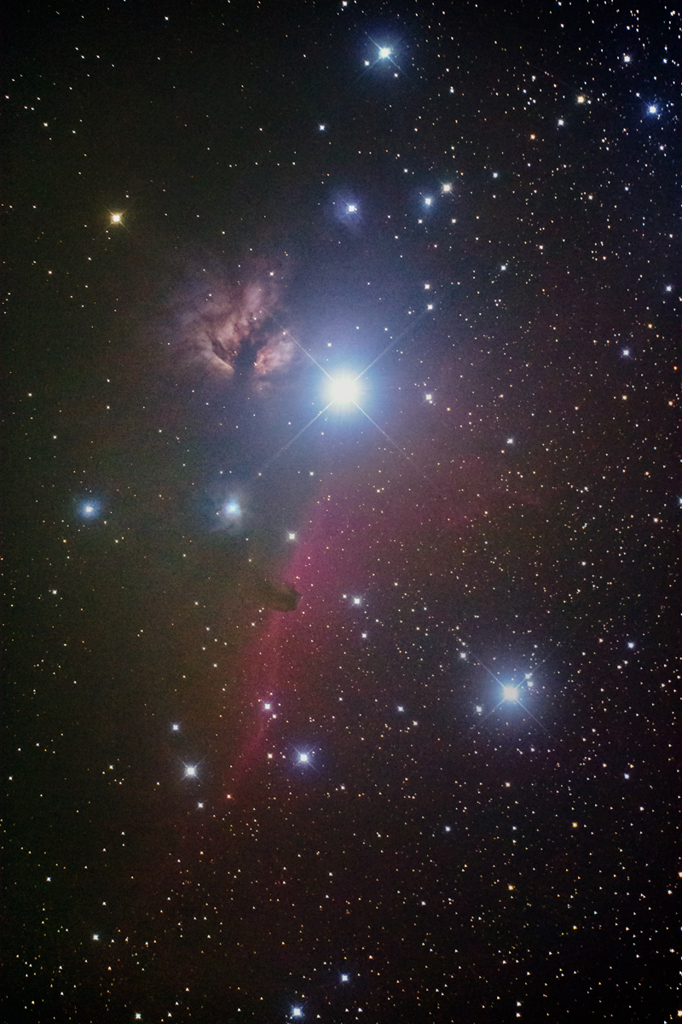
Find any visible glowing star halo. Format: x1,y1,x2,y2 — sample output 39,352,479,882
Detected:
502,685,519,702
326,374,361,406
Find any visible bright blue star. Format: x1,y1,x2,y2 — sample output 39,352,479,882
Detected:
378,47,391,59
80,500,100,519
502,685,519,702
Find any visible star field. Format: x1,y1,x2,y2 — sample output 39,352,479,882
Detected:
3,1,679,1022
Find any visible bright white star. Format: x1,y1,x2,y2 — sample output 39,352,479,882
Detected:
378,47,391,59
327,375,361,406
502,686,519,702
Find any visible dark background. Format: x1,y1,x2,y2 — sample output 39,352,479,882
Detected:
3,1,679,1021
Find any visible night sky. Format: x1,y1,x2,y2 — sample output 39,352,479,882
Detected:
3,1,680,1021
